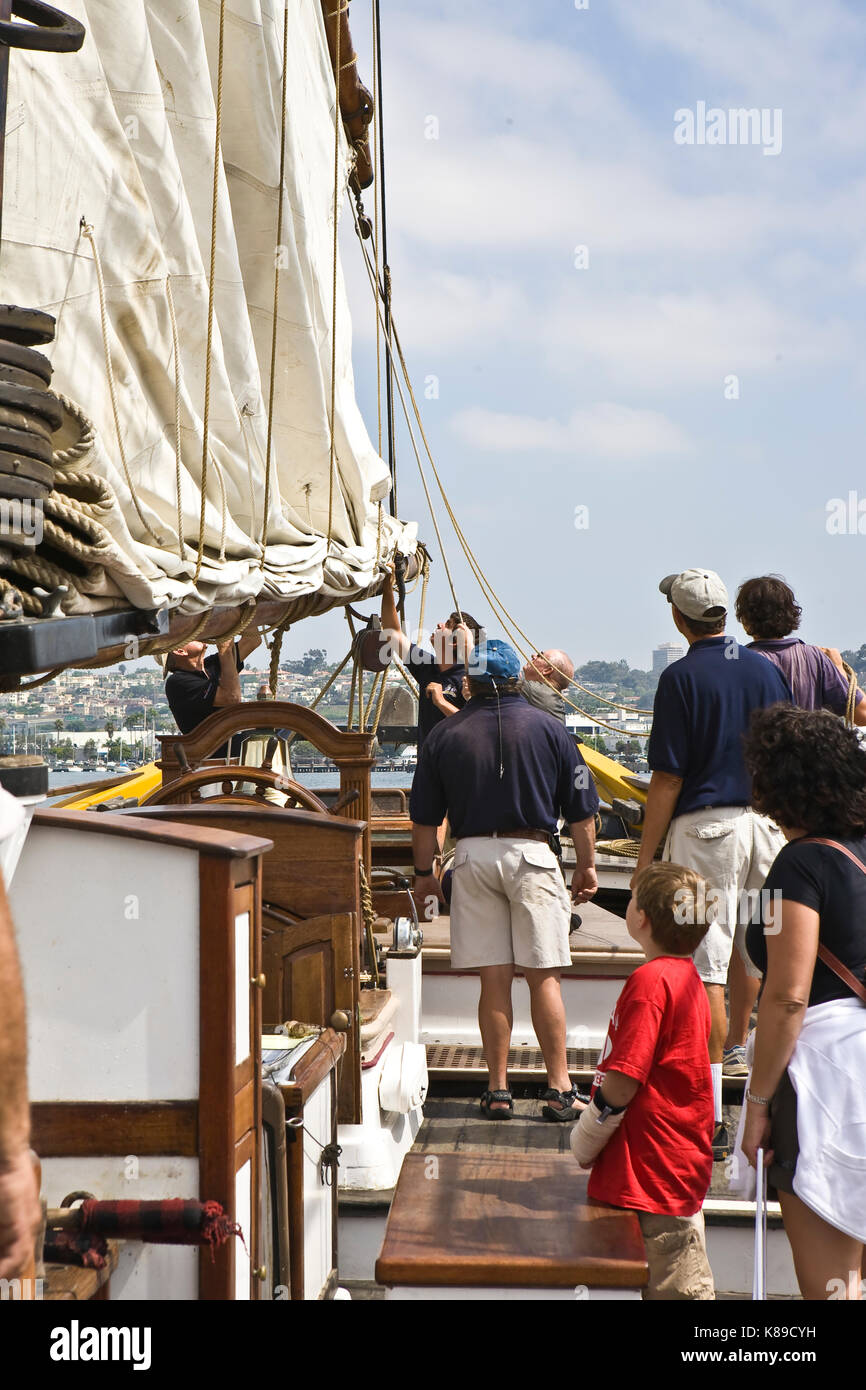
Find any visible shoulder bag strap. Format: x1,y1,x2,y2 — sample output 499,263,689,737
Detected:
796,838,866,1004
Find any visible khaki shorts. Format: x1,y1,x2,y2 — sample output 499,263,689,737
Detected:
449,835,572,970
638,1210,715,1301
663,805,785,985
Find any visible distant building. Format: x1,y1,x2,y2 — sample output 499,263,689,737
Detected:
652,642,684,676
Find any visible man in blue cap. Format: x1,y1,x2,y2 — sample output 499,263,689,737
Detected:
410,639,600,1120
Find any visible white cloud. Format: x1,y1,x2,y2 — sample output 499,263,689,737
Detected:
542,288,851,389
451,402,691,462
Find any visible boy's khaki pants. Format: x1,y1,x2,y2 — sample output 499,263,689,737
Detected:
638,1210,715,1300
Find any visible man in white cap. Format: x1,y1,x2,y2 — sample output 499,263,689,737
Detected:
633,570,792,1160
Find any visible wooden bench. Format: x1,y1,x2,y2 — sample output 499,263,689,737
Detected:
375,1153,648,1300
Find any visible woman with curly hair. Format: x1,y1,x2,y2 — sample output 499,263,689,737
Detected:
736,575,866,723
741,705,866,1298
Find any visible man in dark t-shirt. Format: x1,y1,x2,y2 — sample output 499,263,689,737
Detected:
411,639,599,1121
164,629,261,753
379,567,482,748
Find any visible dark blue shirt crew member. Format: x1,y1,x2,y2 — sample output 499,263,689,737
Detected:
379,565,482,749
634,568,792,1156
411,639,599,1122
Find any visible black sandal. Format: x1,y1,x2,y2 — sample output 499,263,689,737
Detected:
480,1089,513,1120
541,1082,589,1122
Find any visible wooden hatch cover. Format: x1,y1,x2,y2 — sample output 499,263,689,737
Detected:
375,1153,648,1290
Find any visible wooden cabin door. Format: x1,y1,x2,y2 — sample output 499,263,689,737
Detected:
262,911,360,1124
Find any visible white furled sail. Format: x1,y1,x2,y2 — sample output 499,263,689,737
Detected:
1,0,415,619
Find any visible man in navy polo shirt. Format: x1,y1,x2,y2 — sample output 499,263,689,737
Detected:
410,639,599,1121
633,569,791,1159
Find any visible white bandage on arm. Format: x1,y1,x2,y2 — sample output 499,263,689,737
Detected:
569,1095,628,1169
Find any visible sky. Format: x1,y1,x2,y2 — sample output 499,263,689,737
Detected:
277,0,866,673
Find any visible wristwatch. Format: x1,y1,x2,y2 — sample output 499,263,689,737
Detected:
746,1088,772,1106
413,865,434,876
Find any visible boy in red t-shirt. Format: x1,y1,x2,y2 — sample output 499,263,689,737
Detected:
570,861,715,1299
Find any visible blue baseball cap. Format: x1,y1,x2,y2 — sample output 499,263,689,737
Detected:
467,639,521,686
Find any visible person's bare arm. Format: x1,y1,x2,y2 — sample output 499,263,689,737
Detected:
632,771,683,880
411,823,445,909
426,682,460,717
0,874,40,1279
237,628,262,662
597,1070,640,1107
380,569,410,661
568,815,597,903
212,641,242,708
741,899,817,1168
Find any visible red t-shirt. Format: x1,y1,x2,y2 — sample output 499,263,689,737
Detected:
587,955,713,1216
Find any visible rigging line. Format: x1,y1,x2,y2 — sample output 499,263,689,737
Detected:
384,294,654,719
195,0,228,586
208,448,228,562
261,0,290,570
362,667,384,728
444,506,650,737
350,209,650,717
392,654,420,699
372,0,396,514
79,221,164,548
364,297,648,733
165,274,185,559
348,204,462,615
416,550,430,643
370,0,383,459
326,1,347,547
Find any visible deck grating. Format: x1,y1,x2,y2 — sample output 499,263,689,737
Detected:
426,1044,598,1074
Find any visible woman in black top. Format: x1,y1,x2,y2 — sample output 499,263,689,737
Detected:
741,705,866,1299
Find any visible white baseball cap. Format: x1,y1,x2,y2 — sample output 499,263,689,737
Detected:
659,569,728,622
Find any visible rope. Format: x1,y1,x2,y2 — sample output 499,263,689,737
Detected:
51,394,95,468
370,0,383,460
349,215,649,734
195,0,228,585
326,2,347,545
362,668,384,729
261,0,290,569
416,550,430,643
268,617,290,697
18,663,64,689
346,657,358,732
370,664,390,734
392,654,420,699
358,857,381,989
349,205,463,614
209,449,229,563
843,661,859,728
79,221,165,547
165,274,186,559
